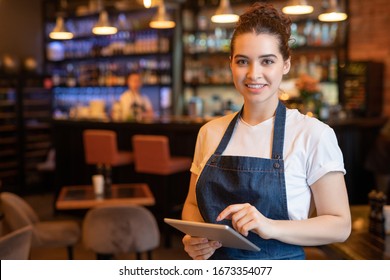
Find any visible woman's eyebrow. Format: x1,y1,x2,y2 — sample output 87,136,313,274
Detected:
233,54,278,59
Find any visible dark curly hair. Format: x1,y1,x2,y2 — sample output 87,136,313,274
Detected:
230,2,292,61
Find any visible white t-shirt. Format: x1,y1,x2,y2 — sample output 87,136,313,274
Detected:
191,108,346,220
119,90,153,120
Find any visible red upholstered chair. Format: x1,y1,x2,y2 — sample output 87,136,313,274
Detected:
83,129,133,187
132,135,192,175
132,135,192,246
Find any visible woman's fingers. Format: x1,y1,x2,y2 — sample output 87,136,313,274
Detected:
216,203,250,221
217,203,262,236
182,235,222,260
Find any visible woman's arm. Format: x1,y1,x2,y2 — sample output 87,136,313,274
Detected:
217,171,351,246
182,173,203,222
182,173,222,259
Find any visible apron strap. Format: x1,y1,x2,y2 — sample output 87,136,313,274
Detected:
271,101,286,160
214,109,242,155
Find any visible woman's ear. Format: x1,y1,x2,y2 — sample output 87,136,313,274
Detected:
283,58,291,75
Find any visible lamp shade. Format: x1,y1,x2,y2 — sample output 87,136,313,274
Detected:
92,10,118,35
211,0,239,23
49,16,73,40
282,0,314,15
318,0,347,22
149,1,175,29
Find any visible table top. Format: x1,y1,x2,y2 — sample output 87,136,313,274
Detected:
321,205,390,260
56,183,155,210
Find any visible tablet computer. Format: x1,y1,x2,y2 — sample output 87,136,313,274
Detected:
164,218,260,252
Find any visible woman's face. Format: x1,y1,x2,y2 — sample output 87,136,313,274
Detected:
230,32,290,106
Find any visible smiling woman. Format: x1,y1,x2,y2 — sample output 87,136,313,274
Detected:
230,32,290,123
181,2,351,260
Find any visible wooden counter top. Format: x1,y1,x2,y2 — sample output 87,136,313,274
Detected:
322,205,390,260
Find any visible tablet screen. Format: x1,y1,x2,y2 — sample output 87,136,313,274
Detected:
164,218,260,252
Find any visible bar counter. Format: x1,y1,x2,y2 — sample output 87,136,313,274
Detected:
51,116,388,205
51,116,202,186
322,205,390,259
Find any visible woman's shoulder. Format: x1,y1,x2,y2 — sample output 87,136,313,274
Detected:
198,112,237,137
201,113,237,129
286,108,333,137
287,108,329,127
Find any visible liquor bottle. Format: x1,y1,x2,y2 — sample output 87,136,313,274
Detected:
66,63,77,87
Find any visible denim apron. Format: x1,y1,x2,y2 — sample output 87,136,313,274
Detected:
196,101,305,259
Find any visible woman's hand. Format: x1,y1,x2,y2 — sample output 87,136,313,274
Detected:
182,234,222,260
217,203,274,240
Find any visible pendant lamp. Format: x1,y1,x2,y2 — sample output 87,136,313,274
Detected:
149,0,175,29
143,0,153,8
92,10,118,35
49,16,74,40
49,0,73,40
211,0,239,23
318,0,348,22
282,0,314,15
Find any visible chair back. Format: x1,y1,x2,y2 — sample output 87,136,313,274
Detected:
0,192,39,230
82,205,160,255
0,226,33,260
83,129,119,165
132,135,171,173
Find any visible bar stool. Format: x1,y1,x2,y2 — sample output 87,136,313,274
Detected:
83,129,133,188
131,134,192,247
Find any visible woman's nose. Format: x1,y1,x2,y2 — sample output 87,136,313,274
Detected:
247,64,261,80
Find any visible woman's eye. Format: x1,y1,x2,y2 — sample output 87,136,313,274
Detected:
236,59,248,65
262,59,274,65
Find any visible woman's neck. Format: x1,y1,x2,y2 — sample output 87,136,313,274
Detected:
241,100,279,125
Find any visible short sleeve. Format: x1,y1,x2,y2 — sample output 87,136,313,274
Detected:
306,126,346,186
190,127,204,176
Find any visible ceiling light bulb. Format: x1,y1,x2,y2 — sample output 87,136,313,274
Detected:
211,0,239,23
92,10,118,35
49,16,73,40
318,0,348,22
149,1,175,29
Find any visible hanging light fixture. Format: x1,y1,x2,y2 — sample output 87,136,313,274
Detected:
143,0,153,8
149,0,175,29
92,0,117,35
92,10,118,35
318,0,348,22
282,0,314,15
49,0,73,40
49,16,74,40
211,0,239,23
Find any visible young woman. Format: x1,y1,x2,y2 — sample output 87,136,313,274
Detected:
181,2,351,260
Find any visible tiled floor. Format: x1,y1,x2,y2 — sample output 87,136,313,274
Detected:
23,192,191,260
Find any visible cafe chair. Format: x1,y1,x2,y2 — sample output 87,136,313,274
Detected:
131,134,192,247
0,225,33,260
83,129,133,186
0,192,80,260
82,205,160,260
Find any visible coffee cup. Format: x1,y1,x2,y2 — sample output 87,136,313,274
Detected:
92,174,104,196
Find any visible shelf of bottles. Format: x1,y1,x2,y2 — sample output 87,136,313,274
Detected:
44,6,174,118
183,27,234,86
0,76,19,189
288,19,346,80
